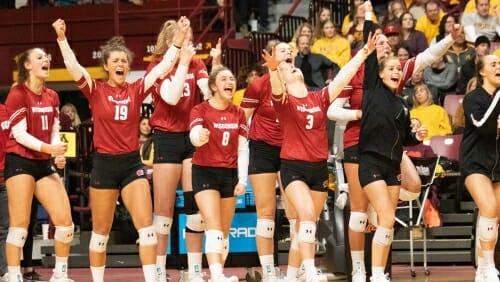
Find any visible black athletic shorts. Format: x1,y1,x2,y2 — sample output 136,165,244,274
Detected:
4,153,56,181
358,152,401,187
153,130,194,164
248,140,281,174
343,144,359,164
280,159,328,192
192,164,237,198
90,151,146,189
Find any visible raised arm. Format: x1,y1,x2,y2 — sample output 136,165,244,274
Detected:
53,19,92,91
144,16,190,92
362,1,379,90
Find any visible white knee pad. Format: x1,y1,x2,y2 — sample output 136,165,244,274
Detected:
399,188,421,201
89,232,109,253
138,225,157,247
256,219,275,239
478,216,498,242
186,214,205,232
349,212,368,233
154,215,172,235
297,221,316,244
204,229,223,254
54,224,74,243
6,227,28,248
373,226,394,247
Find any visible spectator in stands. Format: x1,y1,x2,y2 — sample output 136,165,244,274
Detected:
431,14,458,45
189,66,248,282
234,0,250,37
289,22,314,57
54,17,189,282
61,103,81,130
463,0,500,15
341,0,378,37
138,117,153,182
233,64,265,106
461,54,500,282
457,35,490,94
445,27,474,78
294,34,339,91
313,6,331,40
400,11,428,56
403,68,440,108
381,0,407,27
415,0,445,44
396,43,411,61
461,0,500,43
345,4,368,55
312,19,351,67
452,77,476,134
423,55,458,102
383,24,401,53
410,83,452,141
408,0,427,19
436,0,467,17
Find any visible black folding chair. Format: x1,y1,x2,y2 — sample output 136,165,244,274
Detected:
222,47,257,76
397,156,440,277
277,15,308,42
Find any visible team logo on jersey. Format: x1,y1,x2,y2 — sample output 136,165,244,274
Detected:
322,179,329,188
108,96,131,105
296,105,321,113
1,120,9,130
136,169,145,176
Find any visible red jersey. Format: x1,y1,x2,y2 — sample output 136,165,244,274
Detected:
149,59,209,132
78,77,147,154
190,101,248,168
0,104,10,182
5,84,59,160
240,74,282,147
273,88,330,162
338,65,365,149
397,58,416,95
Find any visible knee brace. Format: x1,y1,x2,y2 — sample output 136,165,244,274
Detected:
373,226,394,247
6,227,28,248
154,215,172,235
54,224,74,244
204,229,223,254
138,225,157,247
399,188,421,201
89,231,109,253
256,219,275,239
183,191,199,215
349,212,368,233
186,214,205,233
478,216,498,242
297,221,316,244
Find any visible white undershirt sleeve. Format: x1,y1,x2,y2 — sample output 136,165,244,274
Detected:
159,64,188,105
237,135,249,186
11,118,44,152
327,97,359,121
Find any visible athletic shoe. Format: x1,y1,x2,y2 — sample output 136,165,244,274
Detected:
0,273,8,282
180,271,206,282
352,269,366,282
208,274,238,282
482,267,500,282
305,269,327,282
370,273,390,282
24,271,42,281
49,275,74,282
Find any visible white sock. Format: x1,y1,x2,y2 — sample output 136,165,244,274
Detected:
54,256,69,278
286,266,298,280
156,255,166,273
259,255,275,277
90,266,105,282
8,266,22,282
482,250,495,267
209,263,223,278
142,264,156,281
302,258,315,276
372,266,385,277
188,252,202,274
351,250,365,272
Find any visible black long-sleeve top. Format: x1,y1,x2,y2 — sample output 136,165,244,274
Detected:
460,87,500,180
358,19,420,162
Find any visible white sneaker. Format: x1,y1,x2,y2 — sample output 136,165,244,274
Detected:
370,273,390,282
352,269,366,282
475,268,484,282
156,268,168,282
482,267,500,282
49,274,74,282
263,274,283,282
185,272,206,282
305,269,327,282
0,273,8,282
208,274,238,282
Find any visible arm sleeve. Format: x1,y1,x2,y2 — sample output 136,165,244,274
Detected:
413,34,454,74
327,97,359,121
159,64,188,105
11,118,44,152
363,15,378,89
237,135,249,185
196,78,211,100
144,45,180,92
328,48,368,102
269,70,284,96
189,125,208,147
57,38,92,90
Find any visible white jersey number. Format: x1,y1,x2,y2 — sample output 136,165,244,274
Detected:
41,115,49,131
222,131,230,146
305,114,314,130
114,105,128,121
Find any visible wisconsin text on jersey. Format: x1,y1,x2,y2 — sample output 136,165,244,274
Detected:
31,106,53,113
107,96,131,105
296,105,321,113
213,123,239,129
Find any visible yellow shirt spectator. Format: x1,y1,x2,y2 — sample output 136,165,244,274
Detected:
464,0,500,15
232,89,245,106
415,9,445,44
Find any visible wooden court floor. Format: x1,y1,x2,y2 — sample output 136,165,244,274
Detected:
30,264,476,281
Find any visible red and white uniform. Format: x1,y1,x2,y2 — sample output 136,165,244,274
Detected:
5,84,59,160
190,102,248,168
240,74,282,147
397,58,416,95
78,77,147,154
273,88,330,162
149,59,208,132
0,104,10,183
